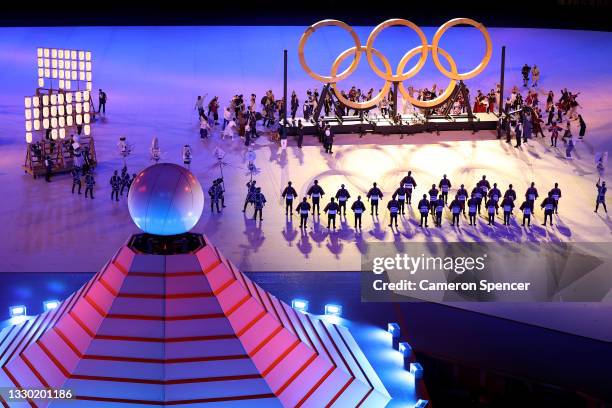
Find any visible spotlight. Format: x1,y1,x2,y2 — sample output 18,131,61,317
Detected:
43,300,60,312
399,342,412,358
291,299,309,313
387,322,400,339
410,362,423,379
9,305,27,318
414,400,429,408
324,304,342,317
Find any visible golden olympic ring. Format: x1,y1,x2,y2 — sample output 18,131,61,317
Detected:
298,17,492,108
398,45,458,109
431,18,492,81
365,18,429,82
297,19,362,83
331,46,393,110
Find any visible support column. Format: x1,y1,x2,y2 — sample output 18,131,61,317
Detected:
283,49,288,126
497,45,506,138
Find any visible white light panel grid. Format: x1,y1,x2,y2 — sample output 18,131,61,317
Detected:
36,48,92,91
25,91,92,143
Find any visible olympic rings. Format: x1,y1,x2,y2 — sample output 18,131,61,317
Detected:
431,18,492,81
365,18,429,82
297,19,362,83
398,45,458,109
330,46,393,110
298,17,492,108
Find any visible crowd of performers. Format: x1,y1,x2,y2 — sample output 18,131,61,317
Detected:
499,85,584,157
195,91,284,146
107,166,136,202
233,171,608,230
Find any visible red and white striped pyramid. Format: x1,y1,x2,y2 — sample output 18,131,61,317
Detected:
0,235,390,407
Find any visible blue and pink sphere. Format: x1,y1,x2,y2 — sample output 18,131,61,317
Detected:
128,163,204,235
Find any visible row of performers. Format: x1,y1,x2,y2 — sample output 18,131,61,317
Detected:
279,173,581,230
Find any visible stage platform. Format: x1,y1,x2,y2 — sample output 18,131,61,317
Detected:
287,112,499,136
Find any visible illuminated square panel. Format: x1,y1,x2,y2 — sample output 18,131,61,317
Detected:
24,91,93,142
36,47,92,91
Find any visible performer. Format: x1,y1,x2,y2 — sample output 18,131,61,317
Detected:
296,120,304,149
324,125,334,154
514,121,523,148
485,198,498,226
242,180,257,212
387,197,399,228
504,184,517,202
71,168,82,194
541,192,556,226
578,114,586,139
595,179,607,213
110,170,121,202
438,175,452,204
549,183,562,214
449,195,462,226
467,192,478,226
477,175,491,197
182,144,193,169
44,155,53,182
335,184,351,217
418,194,430,228
433,196,445,227
282,181,298,216
428,184,439,216
521,64,530,87
98,89,107,114
488,183,502,215
323,197,340,230
519,199,534,227
400,171,417,205
471,185,484,214
296,197,311,229
367,182,383,216
549,121,562,147
208,179,223,213
456,184,468,215
84,171,95,199
252,188,266,221
525,182,539,205
392,184,408,215
351,196,366,230
120,167,131,196
290,91,299,120
307,180,325,215
501,195,515,225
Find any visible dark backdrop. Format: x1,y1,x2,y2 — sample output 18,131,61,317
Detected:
2,0,612,31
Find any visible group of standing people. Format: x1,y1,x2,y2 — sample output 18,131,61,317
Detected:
195,91,286,147
109,166,136,202
272,171,607,231
500,84,585,159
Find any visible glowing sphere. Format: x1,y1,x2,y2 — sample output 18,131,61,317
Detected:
128,163,204,235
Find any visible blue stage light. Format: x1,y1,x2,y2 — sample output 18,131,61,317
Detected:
324,304,342,317
9,305,27,318
399,342,412,358
291,299,309,313
415,399,429,408
43,300,60,312
410,362,423,379
387,322,400,338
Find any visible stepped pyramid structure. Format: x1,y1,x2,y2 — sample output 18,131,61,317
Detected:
0,234,391,407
